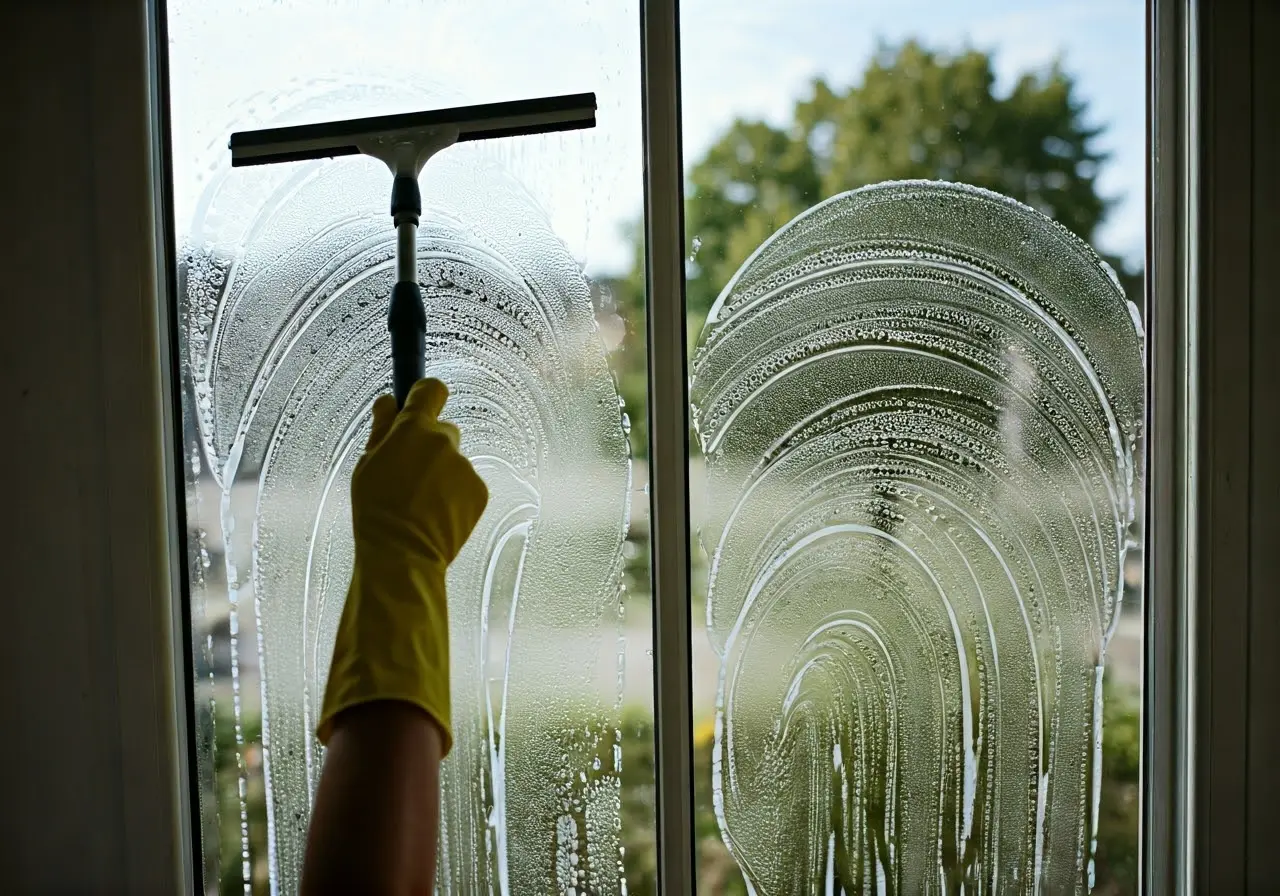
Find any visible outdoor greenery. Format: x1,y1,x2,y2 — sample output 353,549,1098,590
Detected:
605,40,1140,460
212,711,269,896
213,679,1139,893
205,38,1143,895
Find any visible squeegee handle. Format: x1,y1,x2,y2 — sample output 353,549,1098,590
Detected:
388,174,425,409
388,280,426,409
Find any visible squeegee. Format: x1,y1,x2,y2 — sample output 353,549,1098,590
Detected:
230,92,597,407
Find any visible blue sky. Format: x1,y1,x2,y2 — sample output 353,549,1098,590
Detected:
679,0,1146,270
169,0,1145,277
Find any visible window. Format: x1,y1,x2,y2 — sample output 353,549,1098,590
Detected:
677,5,1146,892
167,3,654,893
166,0,1151,892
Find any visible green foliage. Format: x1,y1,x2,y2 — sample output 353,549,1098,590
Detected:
606,40,1138,460
684,40,1130,320
210,683,1140,893
212,709,269,896
617,682,1140,893
621,681,1141,894
201,41,1142,894
1094,682,1142,894
617,706,659,895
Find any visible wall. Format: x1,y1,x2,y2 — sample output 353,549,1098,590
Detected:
0,1,188,892
1200,0,1280,890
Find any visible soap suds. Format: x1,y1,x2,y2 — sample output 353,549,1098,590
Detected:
183,89,630,893
692,181,1143,894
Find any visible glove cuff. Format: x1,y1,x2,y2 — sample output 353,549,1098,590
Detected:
316,545,452,754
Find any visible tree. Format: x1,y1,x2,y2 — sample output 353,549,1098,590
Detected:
605,41,1136,459
597,41,1139,894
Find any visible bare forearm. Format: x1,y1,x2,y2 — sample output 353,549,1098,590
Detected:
301,701,444,895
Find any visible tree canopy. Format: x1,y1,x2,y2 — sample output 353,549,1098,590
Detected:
607,40,1136,458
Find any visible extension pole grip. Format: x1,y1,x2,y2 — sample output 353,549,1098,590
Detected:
389,280,426,408
388,174,424,409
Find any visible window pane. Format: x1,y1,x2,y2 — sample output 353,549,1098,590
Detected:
679,3,1146,892
166,3,653,893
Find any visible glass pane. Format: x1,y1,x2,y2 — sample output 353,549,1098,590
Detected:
166,3,654,893
677,2,1146,892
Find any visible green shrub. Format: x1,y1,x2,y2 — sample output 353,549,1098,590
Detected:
208,683,1140,894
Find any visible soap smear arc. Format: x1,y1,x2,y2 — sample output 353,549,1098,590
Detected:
184,87,630,895
691,180,1143,895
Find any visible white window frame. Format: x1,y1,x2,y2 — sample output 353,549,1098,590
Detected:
639,0,1202,891
126,0,1247,891
1145,0,1198,889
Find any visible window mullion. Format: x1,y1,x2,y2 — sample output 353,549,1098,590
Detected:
640,0,696,892
1146,0,1198,890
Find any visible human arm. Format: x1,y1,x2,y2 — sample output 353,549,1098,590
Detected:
301,702,443,894
300,379,488,895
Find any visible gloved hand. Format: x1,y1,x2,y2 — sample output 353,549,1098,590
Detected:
317,378,489,755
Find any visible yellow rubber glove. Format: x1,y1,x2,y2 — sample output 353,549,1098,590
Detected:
316,378,489,755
